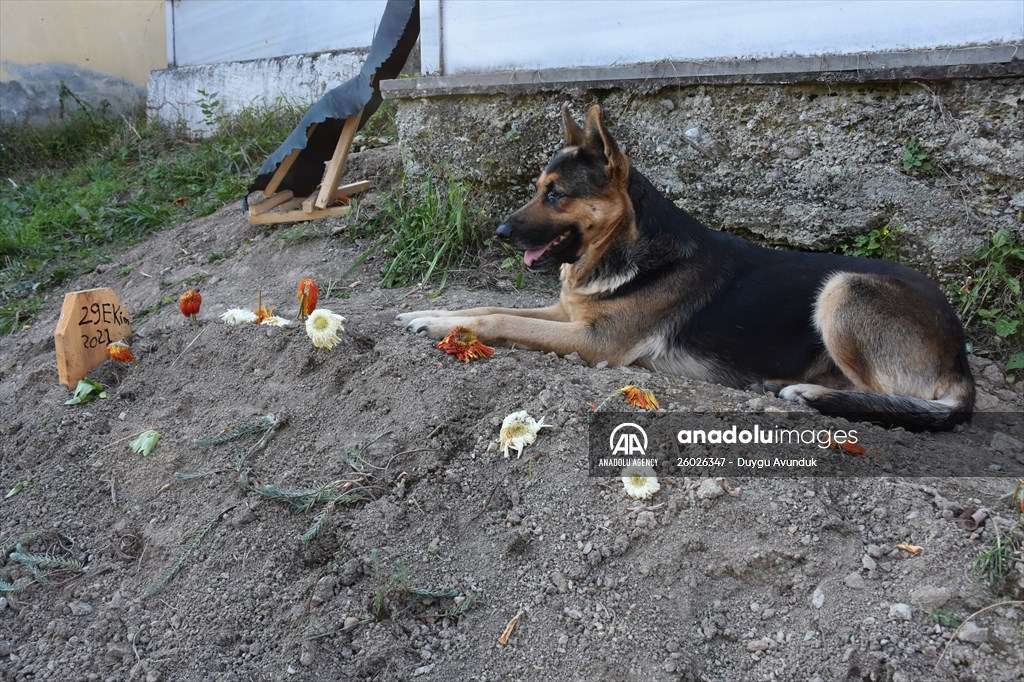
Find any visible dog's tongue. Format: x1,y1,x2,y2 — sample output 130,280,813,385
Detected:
524,245,547,268
524,237,557,267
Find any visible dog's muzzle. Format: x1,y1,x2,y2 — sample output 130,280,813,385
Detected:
494,222,513,241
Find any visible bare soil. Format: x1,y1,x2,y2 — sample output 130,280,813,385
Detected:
1,146,1022,682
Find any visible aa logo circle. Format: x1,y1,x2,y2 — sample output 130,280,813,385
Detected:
609,423,648,456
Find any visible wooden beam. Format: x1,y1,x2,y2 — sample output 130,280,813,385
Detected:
314,110,363,209
246,204,351,226
302,194,318,213
275,196,306,213
337,180,372,197
248,190,294,216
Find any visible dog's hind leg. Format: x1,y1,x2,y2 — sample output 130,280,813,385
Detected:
780,272,974,431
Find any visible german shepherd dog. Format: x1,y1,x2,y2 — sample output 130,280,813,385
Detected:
397,104,975,431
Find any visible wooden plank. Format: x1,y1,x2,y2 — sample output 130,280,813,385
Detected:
246,205,351,226
54,288,132,387
263,122,318,197
275,197,306,213
248,190,294,216
298,181,369,214
314,111,363,209
337,180,372,197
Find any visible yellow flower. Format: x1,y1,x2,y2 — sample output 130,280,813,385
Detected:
621,467,660,499
305,308,346,350
221,308,257,325
621,385,660,410
260,315,292,327
499,410,550,459
437,326,494,362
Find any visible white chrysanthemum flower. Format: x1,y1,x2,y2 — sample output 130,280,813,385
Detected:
499,410,551,459
221,308,257,325
621,467,660,499
305,308,346,350
260,315,292,327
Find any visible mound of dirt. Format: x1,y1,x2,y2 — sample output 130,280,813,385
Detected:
1,146,1022,681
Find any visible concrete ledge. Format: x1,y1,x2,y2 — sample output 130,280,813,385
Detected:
148,50,366,135
382,44,1022,99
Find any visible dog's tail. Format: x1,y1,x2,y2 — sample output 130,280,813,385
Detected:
784,382,975,432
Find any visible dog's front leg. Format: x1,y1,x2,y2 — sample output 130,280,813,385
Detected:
395,303,567,327
403,312,610,363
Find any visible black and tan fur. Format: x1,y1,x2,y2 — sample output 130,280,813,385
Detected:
397,104,975,431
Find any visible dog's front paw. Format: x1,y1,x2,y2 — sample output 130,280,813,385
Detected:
779,384,828,404
402,316,474,339
747,380,782,395
395,310,452,327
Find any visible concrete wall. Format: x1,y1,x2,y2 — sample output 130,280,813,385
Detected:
150,0,396,133
388,72,1023,277
420,0,1024,75
147,52,365,135
0,0,166,124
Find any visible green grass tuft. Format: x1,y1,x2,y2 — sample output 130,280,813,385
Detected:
0,93,305,333
358,171,489,291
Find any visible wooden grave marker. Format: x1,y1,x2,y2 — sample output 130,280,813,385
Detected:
54,288,132,387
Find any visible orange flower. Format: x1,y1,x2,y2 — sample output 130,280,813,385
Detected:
828,433,866,455
620,385,660,410
297,279,319,320
436,326,494,362
179,290,202,322
107,340,136,364
253,289,274,325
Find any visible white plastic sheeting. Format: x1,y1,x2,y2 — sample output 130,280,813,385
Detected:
420,0,1024,75
167,0,389,66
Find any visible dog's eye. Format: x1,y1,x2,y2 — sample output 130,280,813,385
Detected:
545,188,564,204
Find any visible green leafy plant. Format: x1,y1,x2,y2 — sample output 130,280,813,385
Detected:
368,553,474,622
144,514,220,597
129,430,162,457
5,480,27,498
950,229,1024,379
64,378,107,405
1,530,84,592
196,89,223,129
843,222,904,261
902,137,933,173
928,608,961,627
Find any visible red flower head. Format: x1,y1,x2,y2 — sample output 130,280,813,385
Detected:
179,290,202,322
107,340,136,364
298,278,319,320
436,326,494,362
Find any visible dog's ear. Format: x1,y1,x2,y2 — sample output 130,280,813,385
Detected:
583,105,626,181
561,103,584,147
